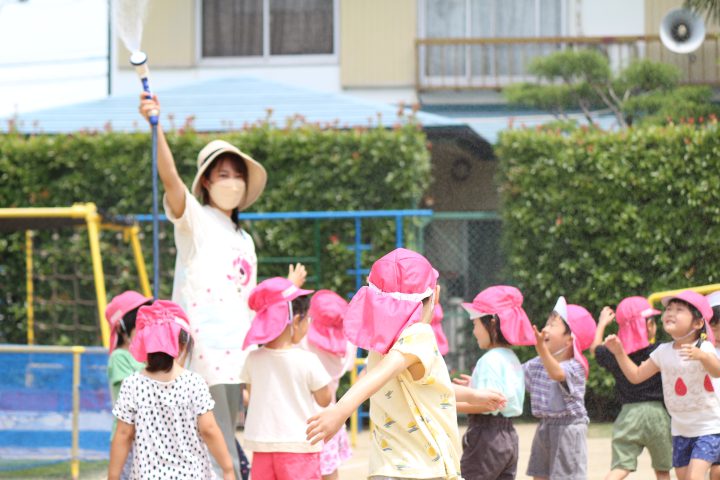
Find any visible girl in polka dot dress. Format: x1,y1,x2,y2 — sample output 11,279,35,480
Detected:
108,300,235,480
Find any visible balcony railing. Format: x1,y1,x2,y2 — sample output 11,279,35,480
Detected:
415,34,720,92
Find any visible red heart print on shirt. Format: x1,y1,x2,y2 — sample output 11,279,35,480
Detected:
675,377,688,396
705,374,715,392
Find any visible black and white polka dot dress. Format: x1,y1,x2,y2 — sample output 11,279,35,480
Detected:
112,370,216,479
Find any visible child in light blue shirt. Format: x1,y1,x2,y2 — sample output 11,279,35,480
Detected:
455,285,536,480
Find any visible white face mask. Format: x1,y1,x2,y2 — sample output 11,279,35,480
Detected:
208,178,246,210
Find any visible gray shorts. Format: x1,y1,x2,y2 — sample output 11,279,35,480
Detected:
461,414,518,480
526,417,588,480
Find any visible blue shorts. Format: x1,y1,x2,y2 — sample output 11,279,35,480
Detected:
672,434,720,467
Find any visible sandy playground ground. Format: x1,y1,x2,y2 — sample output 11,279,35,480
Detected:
235,421,677,480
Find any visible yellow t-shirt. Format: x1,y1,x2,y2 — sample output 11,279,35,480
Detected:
367,323,462,479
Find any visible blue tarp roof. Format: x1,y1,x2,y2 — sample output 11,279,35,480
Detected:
1,77,465,135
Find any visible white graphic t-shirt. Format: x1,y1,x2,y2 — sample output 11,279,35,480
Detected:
649,341,720,437
164,189,257,387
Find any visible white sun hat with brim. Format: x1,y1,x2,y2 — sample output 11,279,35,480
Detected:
191,139,267,211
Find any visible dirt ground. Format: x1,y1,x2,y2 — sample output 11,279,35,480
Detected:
239,422,676,480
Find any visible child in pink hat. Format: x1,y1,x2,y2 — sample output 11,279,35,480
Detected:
299,289,355,480
524,296,596,480
306,248,506,480
108,300,234,480
590,297,671,480
605,290,720,480
452,285,534,480
239,277,332,480
105,291,152,480
707,291,720,480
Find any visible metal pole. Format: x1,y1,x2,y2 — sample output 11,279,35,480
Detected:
128,225,152,298
86,204,110,347
70,346,85,480
354,218,362,291
395,215,404,248
25,230,35,345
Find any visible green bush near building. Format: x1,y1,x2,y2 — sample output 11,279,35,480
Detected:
496,120,720,417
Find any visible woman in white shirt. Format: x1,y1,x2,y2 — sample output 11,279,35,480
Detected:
140,93,306,479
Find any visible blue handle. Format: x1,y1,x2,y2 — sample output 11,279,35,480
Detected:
141,78,159,126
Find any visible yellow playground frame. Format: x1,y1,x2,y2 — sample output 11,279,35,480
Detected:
0,203,151,348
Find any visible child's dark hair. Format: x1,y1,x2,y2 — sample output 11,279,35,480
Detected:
146,329,194,373
668,299,707,340
711,305,720,326
479,314,510,347
551,311,573,335
200,154,248,231
291,295,311,319
115,301,152,349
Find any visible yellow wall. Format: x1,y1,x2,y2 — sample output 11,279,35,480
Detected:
117,0,196,68
340,0,417,87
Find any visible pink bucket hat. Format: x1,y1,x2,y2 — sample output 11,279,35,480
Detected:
307,290,349,356
130,300,192,363
431,304,449,355
105,290,152,354
615,296,660,354
554,297,596,378
461,285,535,346
661,290,715,345
343,248,437,354
243,277,314,349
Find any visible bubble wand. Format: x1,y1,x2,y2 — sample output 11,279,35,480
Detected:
130,51,160,298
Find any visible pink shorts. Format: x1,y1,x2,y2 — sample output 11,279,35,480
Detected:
251,451,321,480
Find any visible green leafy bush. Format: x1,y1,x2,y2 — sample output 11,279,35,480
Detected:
0,120,431,345
496,120,720,417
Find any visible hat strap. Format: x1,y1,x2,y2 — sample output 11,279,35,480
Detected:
200,147,225,166
367,282,433,303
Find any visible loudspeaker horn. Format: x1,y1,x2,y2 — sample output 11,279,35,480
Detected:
660,8,706,54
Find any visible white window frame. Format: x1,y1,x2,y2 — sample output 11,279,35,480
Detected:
417,0,568,87
195,0,340,66
417,0,568,39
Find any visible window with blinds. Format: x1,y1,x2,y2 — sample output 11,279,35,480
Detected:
202,0,335,59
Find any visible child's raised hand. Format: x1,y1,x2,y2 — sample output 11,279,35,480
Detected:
603,334,624,355
138,92,160,124
598,307,615,327
306,406,345,445
680,343,704,361
532,325,548,353
452,374,472,387
288,263,308,287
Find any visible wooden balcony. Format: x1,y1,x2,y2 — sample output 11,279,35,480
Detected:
415,34,720,92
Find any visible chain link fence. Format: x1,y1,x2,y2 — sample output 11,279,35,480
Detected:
420,212,505,373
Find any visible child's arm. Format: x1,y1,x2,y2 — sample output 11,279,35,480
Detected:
313,384,333,408
306,349,413,444
453,384,506,411
604,335,659,383
532,325,566,382
680,343,720,377
107,421,134,480
452,372,507,413
138,93,186,219
590,307,615,356
198,411,236,480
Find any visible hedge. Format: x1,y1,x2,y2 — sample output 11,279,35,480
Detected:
496,120,720,418
0,119,431,345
